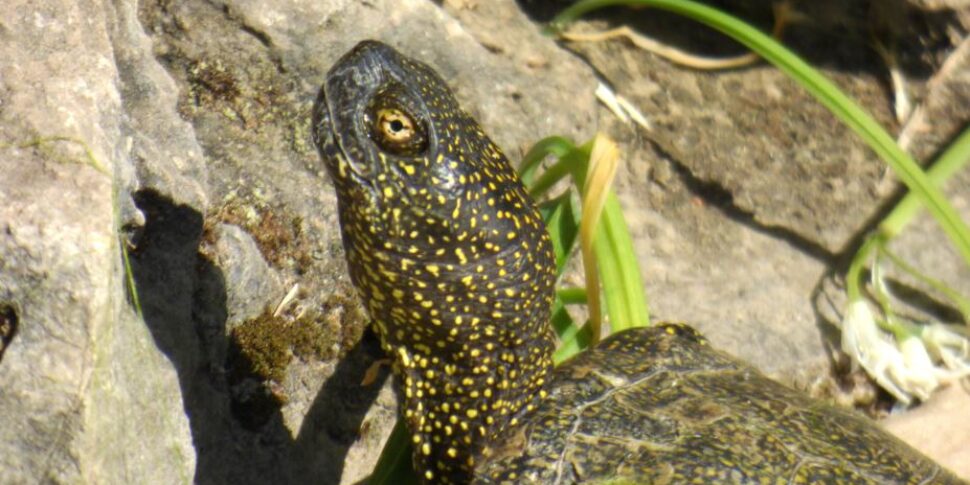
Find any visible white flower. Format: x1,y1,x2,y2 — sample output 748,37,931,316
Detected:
893,335,937,402
921,323,970,380
841,300,970,405
841,301,914,404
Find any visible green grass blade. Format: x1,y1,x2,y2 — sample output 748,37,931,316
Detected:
553,305,594,363
520,136,577,186
596,192,650,331
539,193,582,273
879,246,970,321
528,149,587,199
539,189,587,355
880,125,970,238
367,419,419,485
552,0,970,266
558,287,590,305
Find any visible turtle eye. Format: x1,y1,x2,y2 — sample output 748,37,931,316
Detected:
376,109,417,145
367,89,428,156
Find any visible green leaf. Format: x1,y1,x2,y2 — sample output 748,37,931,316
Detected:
520,136,576,187
596,192,650,332
539,193,582,274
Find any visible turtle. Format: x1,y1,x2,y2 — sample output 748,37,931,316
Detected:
310,40,964,485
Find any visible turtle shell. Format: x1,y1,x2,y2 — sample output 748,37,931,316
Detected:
474,324,963,484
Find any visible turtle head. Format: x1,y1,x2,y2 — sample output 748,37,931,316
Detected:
313,41,439,192
313,40,557,483
311,40,484,224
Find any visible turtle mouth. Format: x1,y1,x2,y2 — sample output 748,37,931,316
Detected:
314,58,382,182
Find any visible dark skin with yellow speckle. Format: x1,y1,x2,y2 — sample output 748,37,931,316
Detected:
313,40,556,484
313,41,965,484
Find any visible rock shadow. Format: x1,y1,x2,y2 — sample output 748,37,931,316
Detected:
0,303,18,362
291,331,388,483
128,188,388,484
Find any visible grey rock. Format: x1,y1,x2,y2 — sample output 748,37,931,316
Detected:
0,0,195,483
211,223,282,329
110,0,209,211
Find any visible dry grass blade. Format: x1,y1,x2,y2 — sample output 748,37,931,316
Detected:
580,133,621,343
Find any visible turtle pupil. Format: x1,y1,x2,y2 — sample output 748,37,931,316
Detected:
389,119,405,133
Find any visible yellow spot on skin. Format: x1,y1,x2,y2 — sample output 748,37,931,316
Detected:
447,447,457,458
422,443,431,455
383,187,394,198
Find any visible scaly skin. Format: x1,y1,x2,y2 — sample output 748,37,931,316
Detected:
474,324,965,484
312,41,965,485
312,40,557,484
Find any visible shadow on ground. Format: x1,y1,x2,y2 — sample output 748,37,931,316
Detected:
514,0,960,79
128,189,388,484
